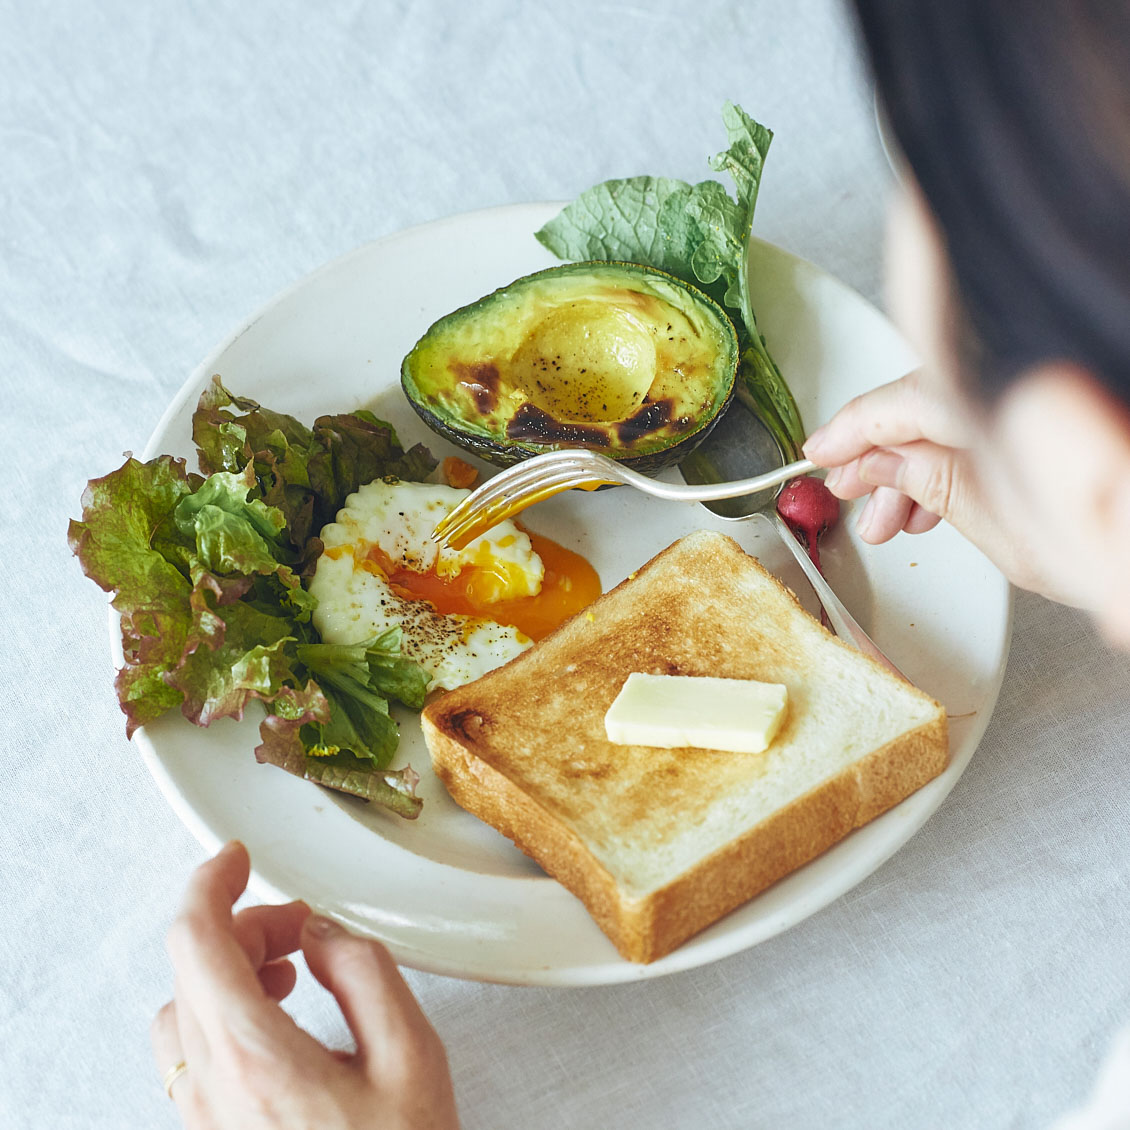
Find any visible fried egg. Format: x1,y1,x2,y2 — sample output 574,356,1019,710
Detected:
310,479,600,692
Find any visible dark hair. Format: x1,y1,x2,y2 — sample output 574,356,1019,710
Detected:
852,0,1130,402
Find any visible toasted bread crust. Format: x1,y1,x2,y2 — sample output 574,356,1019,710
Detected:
422,531,949,963
624,712,948,961
424,723,628,948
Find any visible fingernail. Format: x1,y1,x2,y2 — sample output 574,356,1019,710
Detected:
858,450,901,485
824,467,843,491
803,426,828,457
306,914,343,938
220,840,245,856
857,495,877,539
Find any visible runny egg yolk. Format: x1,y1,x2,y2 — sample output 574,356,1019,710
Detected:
367,528,600,642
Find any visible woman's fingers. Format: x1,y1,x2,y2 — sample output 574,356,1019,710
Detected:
804,370,969,468
161,854,307,1060
165,842,277,1036
300,916,440,1078
299,916,460,1124
856,486,914,543
232,901,311,972
150,1000,185,1082
850,438,1047,586
857,441,964,525
850,441,971,543
904,503,943,535
258,958,299,1002
806,374,975,545
804,373,929,465
823,460,872,500
154,845,461,1130
815,438,960,544
150,1000,199,1114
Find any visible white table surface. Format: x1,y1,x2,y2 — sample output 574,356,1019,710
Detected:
5,1,1130,1127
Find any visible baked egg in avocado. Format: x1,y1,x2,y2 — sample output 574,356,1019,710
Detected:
400,261,739,472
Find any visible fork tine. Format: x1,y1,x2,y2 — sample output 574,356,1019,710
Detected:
433,466,532,535
433,457,583,534
435,469,598,549
433,465,572,536
449,451,589,511
432,453,616,549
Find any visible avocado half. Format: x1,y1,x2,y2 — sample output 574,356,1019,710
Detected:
400,261,740,472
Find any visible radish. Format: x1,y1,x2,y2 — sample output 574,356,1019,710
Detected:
777,475,840,574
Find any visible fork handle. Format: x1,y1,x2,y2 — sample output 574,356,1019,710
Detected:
624,456,816,501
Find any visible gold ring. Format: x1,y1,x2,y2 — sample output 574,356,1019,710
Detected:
162,1060,188,1099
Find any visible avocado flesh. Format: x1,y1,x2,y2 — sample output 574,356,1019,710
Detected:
401,262,739,471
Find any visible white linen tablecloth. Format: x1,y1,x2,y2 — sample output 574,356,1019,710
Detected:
4,1,1130,1127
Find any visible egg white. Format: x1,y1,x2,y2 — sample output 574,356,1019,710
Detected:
310,479,543,692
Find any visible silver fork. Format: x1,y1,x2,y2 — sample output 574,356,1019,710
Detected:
430,448,815,549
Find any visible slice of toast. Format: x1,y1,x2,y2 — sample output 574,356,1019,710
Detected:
422,530,948,963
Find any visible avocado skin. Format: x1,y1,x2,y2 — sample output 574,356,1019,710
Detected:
400,262,739,472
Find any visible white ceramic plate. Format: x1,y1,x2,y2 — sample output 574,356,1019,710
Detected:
132,203,1012,986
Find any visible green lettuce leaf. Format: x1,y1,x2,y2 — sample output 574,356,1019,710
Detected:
114,663,186,734
193,376,315,481
305,682,398,767
166,602,296,727
67,454,198,617
297,629,430,715
308,411,438,529
177,467,288,573
256,680,331,777
72,382,437,818
304,753,422,820
254,681,422,819
191,376,438,560
69,456,200,734
293,629,429,769
535,101,805,459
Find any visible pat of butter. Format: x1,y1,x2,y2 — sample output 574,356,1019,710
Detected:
604,673,788,753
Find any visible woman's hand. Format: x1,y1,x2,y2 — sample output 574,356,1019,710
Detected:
150,842,460,1129
802,370,1058,599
